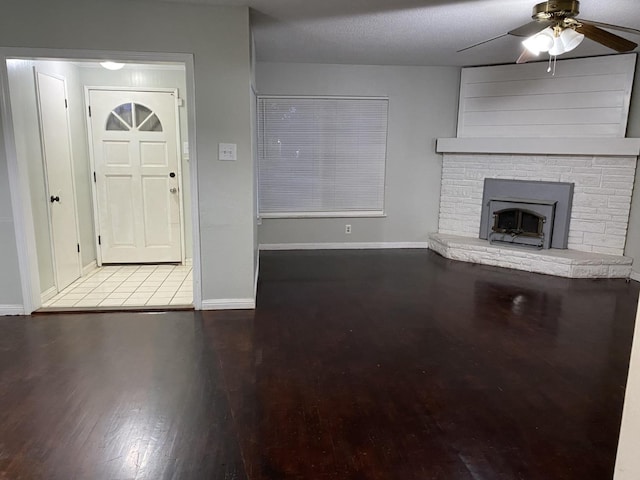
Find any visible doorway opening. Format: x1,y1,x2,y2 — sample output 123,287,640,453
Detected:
4,54,199,311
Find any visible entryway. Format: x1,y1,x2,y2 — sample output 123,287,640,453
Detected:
4,53,198,312
43,263,192,309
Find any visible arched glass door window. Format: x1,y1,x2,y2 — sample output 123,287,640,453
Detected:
106,102,163,132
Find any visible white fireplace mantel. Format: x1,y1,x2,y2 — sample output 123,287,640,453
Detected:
436,137,640,157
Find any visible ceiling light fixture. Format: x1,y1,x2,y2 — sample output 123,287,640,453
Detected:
522,27,555,55
523,26,585,56
559,28,585,52
458,1,639,68
522,25,585,74
100,61,125,71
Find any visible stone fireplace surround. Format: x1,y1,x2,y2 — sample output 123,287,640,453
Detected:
430,138,640,279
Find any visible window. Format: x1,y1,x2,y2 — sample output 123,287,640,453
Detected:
257,96,388,217
106,102,163,132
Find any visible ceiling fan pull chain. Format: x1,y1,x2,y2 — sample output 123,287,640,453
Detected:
546,54,557,76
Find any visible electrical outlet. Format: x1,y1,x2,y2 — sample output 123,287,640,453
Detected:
345,224,352,234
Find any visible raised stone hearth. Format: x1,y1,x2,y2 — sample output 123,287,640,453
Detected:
429,233,632,279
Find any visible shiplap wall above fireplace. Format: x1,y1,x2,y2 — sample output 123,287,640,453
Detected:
456,54,636,139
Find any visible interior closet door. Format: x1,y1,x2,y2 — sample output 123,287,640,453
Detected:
35,71,82,292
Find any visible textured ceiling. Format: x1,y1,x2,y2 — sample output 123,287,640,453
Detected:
154,0,640,66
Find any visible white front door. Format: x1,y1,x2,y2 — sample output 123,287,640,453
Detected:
35,71,82,291
87,89,182,264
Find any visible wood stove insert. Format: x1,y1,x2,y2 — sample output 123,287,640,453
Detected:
488,198,557,249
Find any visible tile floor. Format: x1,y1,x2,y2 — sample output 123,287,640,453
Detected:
43,264,193,309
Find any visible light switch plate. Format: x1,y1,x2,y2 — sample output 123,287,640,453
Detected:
183,141,189,160
219,143,237,161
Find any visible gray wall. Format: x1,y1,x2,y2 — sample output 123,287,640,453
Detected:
77,64,192,260
0,0,255,306
256,62,460,246
250,32,259,281
624,55,640,274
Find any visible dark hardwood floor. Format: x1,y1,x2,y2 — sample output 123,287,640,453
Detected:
0,250,638,480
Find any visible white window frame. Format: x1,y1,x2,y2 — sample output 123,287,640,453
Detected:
257,95,389,219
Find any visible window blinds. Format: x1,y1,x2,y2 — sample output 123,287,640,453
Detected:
257,96,388,217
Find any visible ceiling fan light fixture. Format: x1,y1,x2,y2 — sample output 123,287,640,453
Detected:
549,36,566,56
522,27,555,54
559,27,585,52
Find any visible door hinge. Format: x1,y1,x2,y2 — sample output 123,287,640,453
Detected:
93,171,96,183
77,243,80,253
88,105,92,117
98,235,101,245
65,99,68,109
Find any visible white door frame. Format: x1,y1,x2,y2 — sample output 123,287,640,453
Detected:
0,48,202,313
84,86,186,267
34,69,83,292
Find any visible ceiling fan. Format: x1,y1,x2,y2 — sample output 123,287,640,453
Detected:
459,0,640,64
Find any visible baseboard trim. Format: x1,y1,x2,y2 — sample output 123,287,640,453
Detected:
41,286,57,303
82,260,97,276
201,298,255,310
0,305,25,316
259,242,429,251
630,271,640,283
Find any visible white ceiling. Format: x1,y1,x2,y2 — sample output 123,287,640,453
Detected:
156,0,640,66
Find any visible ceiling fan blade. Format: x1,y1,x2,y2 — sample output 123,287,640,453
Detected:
508,20,552,37
516,49,539,64
457,33,509,53
576,18,640,37
576,23,638,52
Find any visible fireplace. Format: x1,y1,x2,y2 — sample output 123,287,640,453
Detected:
488,198,556,249
431,134,638,278
480,179,574,250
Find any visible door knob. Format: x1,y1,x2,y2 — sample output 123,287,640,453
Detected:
170,188,178,194
50,195,60,203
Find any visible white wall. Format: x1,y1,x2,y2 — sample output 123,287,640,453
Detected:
0,0,255,307
615,300,640,479
250,32,259,283
256,62,460,246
